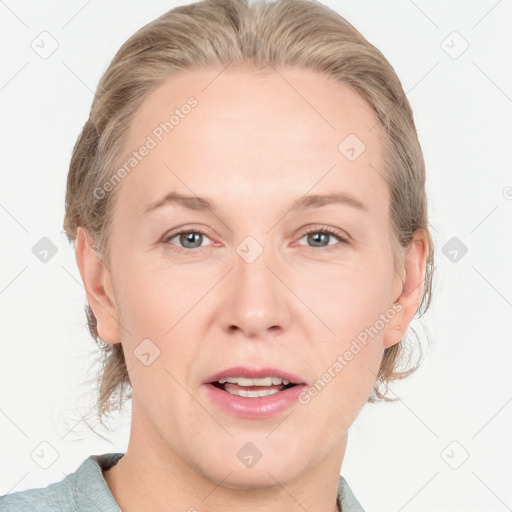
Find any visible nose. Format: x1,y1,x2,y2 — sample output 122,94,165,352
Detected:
217,247,292,339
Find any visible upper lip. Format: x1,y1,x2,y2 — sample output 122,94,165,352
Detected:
203,366,307,385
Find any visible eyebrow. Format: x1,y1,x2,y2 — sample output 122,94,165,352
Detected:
142,191,368,216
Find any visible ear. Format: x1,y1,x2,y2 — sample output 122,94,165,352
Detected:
383,228,430,349
74,226,121,344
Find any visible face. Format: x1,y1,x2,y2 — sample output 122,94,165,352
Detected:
79,67,423,489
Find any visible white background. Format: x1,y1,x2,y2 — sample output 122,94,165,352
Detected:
1,1,511,511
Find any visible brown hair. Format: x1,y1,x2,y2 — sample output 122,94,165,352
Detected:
63,0,435,426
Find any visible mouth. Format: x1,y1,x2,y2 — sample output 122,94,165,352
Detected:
203,372,307,419
202,366,307,413
208,379,298,397
203,367,306,395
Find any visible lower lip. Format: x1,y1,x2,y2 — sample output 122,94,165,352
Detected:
204,383,307,419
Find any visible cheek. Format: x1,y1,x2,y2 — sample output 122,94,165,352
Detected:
300,310,385,428
300,256,394,333
301,262,391,388
114,262,204,371
114,256,191,326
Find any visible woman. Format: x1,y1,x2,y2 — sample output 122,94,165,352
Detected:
0,0,434,510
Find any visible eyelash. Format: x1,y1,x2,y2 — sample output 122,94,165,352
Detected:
162,224,349,254
298,225,349,251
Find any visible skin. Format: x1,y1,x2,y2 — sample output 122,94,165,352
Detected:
75,66,429,512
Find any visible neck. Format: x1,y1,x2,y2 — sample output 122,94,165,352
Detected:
103,401,346,512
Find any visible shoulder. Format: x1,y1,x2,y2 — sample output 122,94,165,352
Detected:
0,453,124,512
337,474,366,512
0,481,73,511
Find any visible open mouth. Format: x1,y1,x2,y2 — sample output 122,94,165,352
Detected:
209,380,297,398
204,374,306,418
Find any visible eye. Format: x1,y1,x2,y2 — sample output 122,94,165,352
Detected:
296,225,349,251
162,224,349,254
163,226,214,253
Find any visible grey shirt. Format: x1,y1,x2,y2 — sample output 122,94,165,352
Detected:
0,453,365,511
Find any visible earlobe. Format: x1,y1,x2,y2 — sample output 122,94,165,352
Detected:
383,230,429,349
74,227,121,344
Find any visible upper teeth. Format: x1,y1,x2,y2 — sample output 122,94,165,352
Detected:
218,376,290,386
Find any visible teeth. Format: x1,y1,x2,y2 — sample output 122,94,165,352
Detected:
217,376,291,386
225,387,281,398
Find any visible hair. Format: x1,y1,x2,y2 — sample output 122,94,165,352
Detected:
63,0,436,427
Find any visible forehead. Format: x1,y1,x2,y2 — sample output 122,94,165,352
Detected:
115,66,387,219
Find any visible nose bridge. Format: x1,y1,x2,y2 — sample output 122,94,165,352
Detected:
219,234,290,336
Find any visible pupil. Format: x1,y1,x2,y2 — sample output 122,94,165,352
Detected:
309,233,328,247
181,232,201,248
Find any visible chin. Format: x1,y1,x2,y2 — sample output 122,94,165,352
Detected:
191,444,303,490
204,464,297,491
